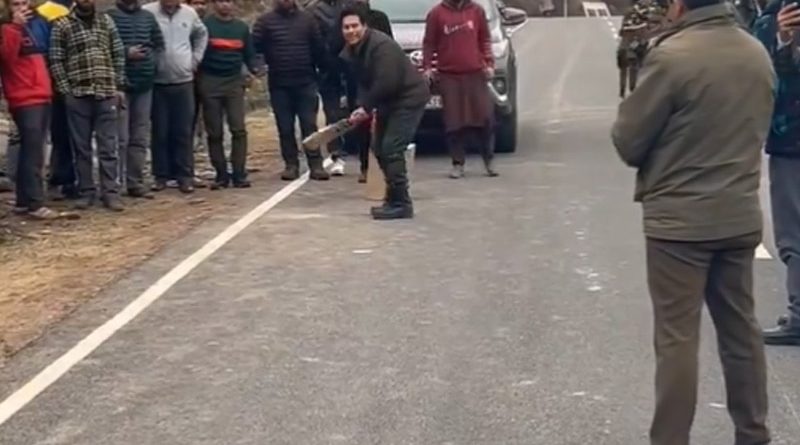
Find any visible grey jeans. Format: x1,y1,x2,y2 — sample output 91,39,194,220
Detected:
117,90,152,191
65,95,120,196
770,155,800,328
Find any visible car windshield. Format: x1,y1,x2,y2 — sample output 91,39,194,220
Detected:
371,0,497,23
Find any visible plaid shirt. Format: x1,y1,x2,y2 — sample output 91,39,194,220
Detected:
49,10,126,98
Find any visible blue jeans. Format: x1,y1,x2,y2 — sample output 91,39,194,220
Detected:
770,155,800,328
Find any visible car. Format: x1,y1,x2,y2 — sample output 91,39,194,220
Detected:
371,0,527,153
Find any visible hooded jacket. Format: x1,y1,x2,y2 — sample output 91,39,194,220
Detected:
422,0,493,74
0,23,52,109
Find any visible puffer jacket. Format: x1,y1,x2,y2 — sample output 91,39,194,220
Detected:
753,0,800,157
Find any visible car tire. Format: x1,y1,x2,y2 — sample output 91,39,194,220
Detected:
495,109,518,153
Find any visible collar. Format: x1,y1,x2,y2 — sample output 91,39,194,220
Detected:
672,3,736,28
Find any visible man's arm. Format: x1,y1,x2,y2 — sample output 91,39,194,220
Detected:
308,14,327,74
0,24,24,64
361,42,404,111
150,12,165,52
190,10,208,71
243,24,259,75
611,49,673,168
107,17,127,90
48,20,70,95
422,10,438,71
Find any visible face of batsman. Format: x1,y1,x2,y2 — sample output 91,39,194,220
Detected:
342,14,366,46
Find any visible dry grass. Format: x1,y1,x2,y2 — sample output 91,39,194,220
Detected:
0,110,281,365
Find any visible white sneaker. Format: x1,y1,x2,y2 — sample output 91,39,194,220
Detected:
330,159,346,176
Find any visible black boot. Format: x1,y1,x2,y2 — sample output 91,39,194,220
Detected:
372,186,413,220
370,186,391,216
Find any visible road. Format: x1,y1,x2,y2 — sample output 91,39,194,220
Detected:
1,17,800,445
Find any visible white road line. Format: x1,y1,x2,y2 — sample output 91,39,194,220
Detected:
0,161,330,427
756,243,773,260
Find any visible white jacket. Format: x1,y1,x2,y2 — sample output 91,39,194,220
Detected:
143,2,208,85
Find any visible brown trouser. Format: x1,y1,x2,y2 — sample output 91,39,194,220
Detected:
646,232,770,445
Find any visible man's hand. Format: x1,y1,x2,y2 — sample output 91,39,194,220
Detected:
484,66,495,80
12,8,32,26
778,3,800,44
128,45,148,61
114,91,126,110
349,107,369,124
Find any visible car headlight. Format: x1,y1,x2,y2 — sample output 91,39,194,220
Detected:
491,40,509,59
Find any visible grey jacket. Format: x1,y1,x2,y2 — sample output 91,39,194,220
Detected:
143,2,208,85
611,4,775,242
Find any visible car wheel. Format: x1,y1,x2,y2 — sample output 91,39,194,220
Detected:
495,108,518,153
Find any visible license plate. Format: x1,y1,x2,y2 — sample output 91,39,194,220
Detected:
426,95,442,109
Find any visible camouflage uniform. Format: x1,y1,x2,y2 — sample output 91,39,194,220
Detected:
617,0,667,98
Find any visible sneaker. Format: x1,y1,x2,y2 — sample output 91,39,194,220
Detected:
449,164,465,179
179,181,195,194
102,194,125,212
330,159,346,176
28,206,60,220
151,180,168,192
74,194,96,210
193,177,208,189
166,179,179,189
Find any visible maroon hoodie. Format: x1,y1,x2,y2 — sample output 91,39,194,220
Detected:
422,0,493,74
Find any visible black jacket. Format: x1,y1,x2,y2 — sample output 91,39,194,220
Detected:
364,7,393,39
252,7,326,88
340,29,429,113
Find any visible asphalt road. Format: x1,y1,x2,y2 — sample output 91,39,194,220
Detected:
1,17,800,445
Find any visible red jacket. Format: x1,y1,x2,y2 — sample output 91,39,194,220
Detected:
0,23,52,110
422,0,493,74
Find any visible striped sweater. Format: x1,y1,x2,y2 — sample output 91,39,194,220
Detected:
107,2,165,92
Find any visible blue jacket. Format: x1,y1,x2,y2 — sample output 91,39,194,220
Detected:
753,0,800,157
25,0,71,56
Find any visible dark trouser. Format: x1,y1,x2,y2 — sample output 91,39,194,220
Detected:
646,232,769,445
11,104,51,210
48,95,75,188
199,74,248,183
5,124,19,183
375,105,425,200
269,84,321,166
344,73,370,173
65,95,120,196
320,80,345,161
192,78,204,149
152,82,195,183
769,155,800,329
447,126,494,166
117,90,152,192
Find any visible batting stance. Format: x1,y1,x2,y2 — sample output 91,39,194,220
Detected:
340,6,430,220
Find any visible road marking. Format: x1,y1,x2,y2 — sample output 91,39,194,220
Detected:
0,161,330,427
756,243,773,260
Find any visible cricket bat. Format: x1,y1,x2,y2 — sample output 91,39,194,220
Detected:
302,118,358,151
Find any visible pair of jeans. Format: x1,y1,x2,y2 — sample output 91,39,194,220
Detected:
49,94,75,189
117,90,152,192
269,84,321,166
374,105,425,196
11,104,51,210
152,82,195,183
769,155,800,328
199,74,248,183
65,95,120,196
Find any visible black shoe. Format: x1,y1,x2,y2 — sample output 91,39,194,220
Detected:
179,181,195,194
358,172,367,184
74,194,96,210
763,323,800,346
233,180,251,189
372,203,414,220
102,194,125,212
151,180,168,192
281,165,300,181
128,187,155,199
210,178,230,190
372,187,413,220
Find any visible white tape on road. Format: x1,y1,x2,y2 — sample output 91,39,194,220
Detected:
0,160,330,427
